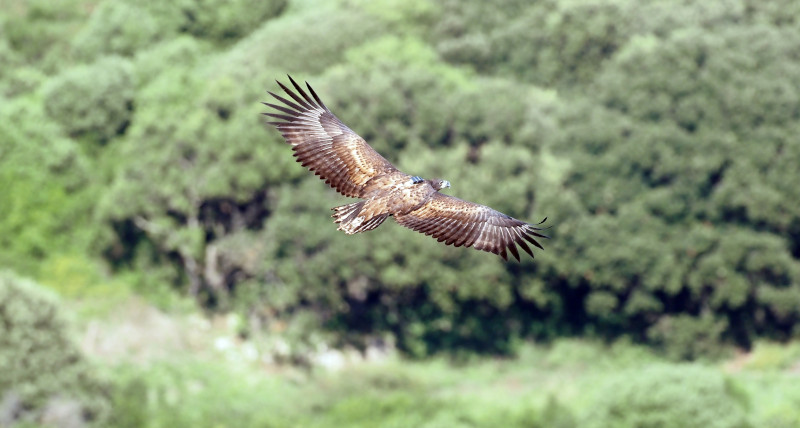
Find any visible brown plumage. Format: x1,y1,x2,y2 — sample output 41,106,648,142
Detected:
263,76,548,261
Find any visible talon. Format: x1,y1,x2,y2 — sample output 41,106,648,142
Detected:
411,176,424,184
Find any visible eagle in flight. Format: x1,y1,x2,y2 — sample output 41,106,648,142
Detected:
263,76,548,261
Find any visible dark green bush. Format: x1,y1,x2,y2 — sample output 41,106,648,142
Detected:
97,66,292,303
133,0,287,44
179,0,288,42
42,56,134,143
595,25,800,135
0,272,109,426
647,313,729,360
585,364,750,428
539,14,800,354
433,0,637,86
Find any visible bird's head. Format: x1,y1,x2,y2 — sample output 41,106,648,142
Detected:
431,179,451,191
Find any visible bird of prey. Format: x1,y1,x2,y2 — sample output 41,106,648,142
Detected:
263,76,548,261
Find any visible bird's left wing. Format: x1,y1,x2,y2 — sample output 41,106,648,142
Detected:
394,192,548,261
264,76,399,198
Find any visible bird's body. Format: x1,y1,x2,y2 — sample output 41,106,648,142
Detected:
264,76,548,261
333,175,448,235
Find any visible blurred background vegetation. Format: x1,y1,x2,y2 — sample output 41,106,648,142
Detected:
1,0,799,426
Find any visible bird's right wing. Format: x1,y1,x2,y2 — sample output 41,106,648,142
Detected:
394,192,548,261
264,76,399,198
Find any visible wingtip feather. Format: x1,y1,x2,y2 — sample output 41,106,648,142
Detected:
508,243,521,262
277,79,312,110
517,240,534,258
306,81,328,111
288,75,315,107
523,232,545,250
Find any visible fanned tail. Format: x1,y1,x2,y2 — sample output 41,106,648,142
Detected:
332,201,388,234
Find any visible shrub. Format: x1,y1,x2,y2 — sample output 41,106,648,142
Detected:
133,36,207,87
0,99,95,275
0,272,109,426
0,39,21,82
584,364,750,428
218,4,383,78
647,313,729,361
543,18,800,353
433,0,636,86
133,0,288,44
1,0,90,72
71,1,160,61
42,56,134,143
106,359,297,427
179,0,288,42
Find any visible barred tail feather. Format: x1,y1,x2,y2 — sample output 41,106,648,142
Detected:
332,201,388,234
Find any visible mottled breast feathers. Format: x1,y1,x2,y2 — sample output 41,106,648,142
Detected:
264,76,549,261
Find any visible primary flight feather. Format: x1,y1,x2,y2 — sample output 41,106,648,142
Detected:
263,76,548,261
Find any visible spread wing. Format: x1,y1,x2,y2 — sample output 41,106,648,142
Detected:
263,76,398,198
394,193,548,261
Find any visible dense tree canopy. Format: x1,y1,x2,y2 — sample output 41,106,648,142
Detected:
1,0,799,358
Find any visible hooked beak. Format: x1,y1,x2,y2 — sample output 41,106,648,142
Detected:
443,180,451,188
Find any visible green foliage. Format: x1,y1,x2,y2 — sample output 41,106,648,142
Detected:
71,1,161,61
0,99,95,275
6,4,800,426
42,56,135,143
742,341,800,371
96,63,293,303
540,8,800,355
647,313,729,360
105,343,588,428
433,0,638,86
102,339,800,428
107,359,297,428
596,25,800,135
4,0,800,361
0,38,22,82
244,42,560,355
218,3,384,78
97,0,287,47
0,65,47,98
0,272,109,426
1,0,91,72
132,36,208,87
349,0,439,35
313,390,573,428
584,364,750,428
179,0,288,42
